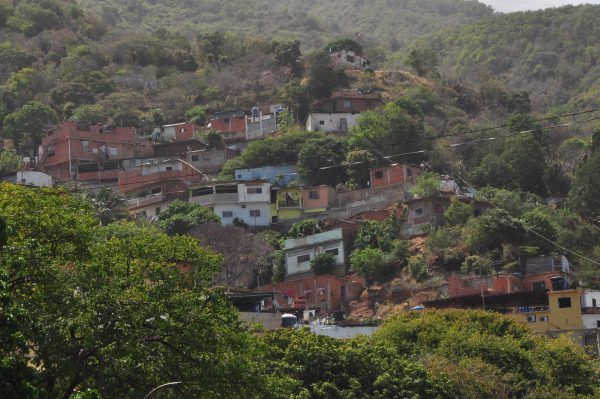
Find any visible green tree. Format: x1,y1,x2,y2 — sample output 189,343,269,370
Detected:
50,82,95,107
568,152,600,221
157,199,220,235
349,102,426,164
521,208,558,254
310,253,336,275
502,135,547,196
345,149,376,188
271,40,301,66
2,101,58,151
405,44,438,76
410,171,440,197
70,104,108,125
185,105,207,126
461,255,492,274
297,136,347,186
445,197,473,226
0,149,22,175
88,188,128,225
408,254,429,281
305,51,349,100
288,219,324,238
466,208,525,252
351,247,386,284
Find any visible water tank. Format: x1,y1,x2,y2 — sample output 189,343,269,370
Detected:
251,107,260,118
281,313,298,328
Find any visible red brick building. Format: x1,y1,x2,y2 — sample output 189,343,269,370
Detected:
118,159,207,220
369,164,422,188
39,121,152,181
324,90,384,113
209,110,247,143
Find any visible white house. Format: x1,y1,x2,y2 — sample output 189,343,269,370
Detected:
581,290,600,329
284,229,345,277
305,112,360,134
329,50,371,70
189,181,272,227
16,171,54,187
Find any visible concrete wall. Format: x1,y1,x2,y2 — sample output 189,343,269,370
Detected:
16,171,53,187
246,116,277,140
239,312,282,331
307,325,378,339
285,229,345,276
306,113,360,133
215,202,271,227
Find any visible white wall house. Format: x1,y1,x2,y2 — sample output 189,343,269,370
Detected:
284,229,345,277
306,113,360,134
329,50,371,70
16,171,54,187
581,291,600,329
190,181,272,227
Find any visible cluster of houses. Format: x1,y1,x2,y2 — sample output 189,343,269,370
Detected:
5,46,600,348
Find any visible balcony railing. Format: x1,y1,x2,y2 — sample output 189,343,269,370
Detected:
127,193,164,208
582,307,600,315
278,199,302,208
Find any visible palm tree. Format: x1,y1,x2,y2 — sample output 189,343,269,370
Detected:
90,188,128,225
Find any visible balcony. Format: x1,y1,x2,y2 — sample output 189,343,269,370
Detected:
278,199,302,208
127,193,164,208
582,307,600,315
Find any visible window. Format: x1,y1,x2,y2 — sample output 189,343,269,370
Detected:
533,281,546,291
526,315,536,323
319,120,325,125
191,155,199,162
540,316,549,322
247,187,263,194
82,140,90,152
415,208,424,216
297,254,310,263
558,297,572,308
374,170,384,179
594,298,597,307
155,207,161,215
109,147,118,156
222,211,233,218
180,128,186,133
249,210,261,217
151,187,161,194
309,190,319,199
325,248,339,256
223,118,230,123
165,166,173,171
407,168,412,176
597,320,600,329
343,100,352,110
237,174,242,179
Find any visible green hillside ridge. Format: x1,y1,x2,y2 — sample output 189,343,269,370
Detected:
75,0,493,52
407,5,600,112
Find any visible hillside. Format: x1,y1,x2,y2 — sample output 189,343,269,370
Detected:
409,5,600,112
75,0,493,52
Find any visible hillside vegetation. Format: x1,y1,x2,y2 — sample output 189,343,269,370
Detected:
76,0,493,51
409,5,600,112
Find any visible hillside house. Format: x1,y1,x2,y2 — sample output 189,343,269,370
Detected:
402,195,491,237
39,121,153,182
284,229,346,279
369,164,422,188
209,110,247,143
306,90,383,134
329,50,371,70
302,185,336,215
189,181,272,227
118,159,206,220
138,122,199,143
271,186,304,225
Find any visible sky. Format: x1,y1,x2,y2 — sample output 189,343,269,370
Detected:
479,0,600,12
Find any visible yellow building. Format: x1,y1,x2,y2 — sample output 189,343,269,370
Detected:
515,289,584,333
271,187,303,224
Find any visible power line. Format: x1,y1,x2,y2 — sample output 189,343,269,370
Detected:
452,172,600,266
319,114,600,170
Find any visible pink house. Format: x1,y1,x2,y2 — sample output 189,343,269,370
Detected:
302,185,335,214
